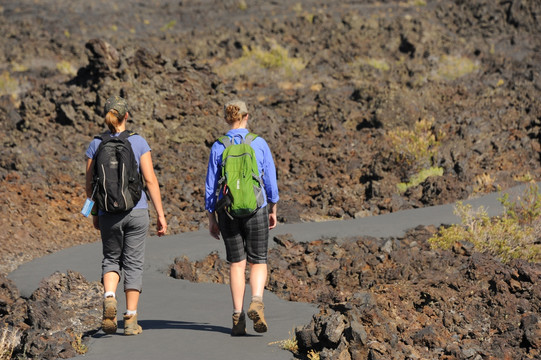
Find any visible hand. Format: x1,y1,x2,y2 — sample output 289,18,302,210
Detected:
207,211,220,240
156,215,167,237
92,215,100,230
268,212,277,229
268,203,277,229
209,222,220,240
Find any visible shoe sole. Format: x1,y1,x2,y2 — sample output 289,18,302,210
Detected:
231,328,246,336
247,309,268,333
102,301,117,334
124,325,143,336
231,323,246,336
231,314,247,336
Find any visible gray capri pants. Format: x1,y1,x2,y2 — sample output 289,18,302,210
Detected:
99,209,149,292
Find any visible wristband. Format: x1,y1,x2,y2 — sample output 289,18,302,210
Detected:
91,210,98,216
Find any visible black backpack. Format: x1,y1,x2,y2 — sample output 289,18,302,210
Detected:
91,130,143,213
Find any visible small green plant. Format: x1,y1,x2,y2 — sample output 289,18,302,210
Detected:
436,55,479,81
237,0,247,10
388,117,445,191
500,183,541,226
514,171,534,183
0,71,18,97
473,172,495,194
244,40,305,71
388,118,443,170
397,166,444,193
218,38,305,78
429,184,541,263
56,60,77,76
269,329,298,354
0,325,20,360
160,20,176,31
71,332,88,355
366,58,390,72
307,349,321,360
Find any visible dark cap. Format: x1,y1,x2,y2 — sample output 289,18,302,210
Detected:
104,95,128,118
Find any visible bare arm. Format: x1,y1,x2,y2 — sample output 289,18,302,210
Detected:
140,151,167,236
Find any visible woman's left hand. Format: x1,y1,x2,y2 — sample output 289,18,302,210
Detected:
156,215,167,237
92,215,100,230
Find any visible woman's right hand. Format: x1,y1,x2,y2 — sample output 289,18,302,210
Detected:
207,211,220,240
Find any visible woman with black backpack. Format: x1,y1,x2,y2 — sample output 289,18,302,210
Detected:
205,99,279,336
85,95,167,336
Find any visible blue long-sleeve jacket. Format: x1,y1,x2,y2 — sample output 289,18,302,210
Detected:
205,128,279,212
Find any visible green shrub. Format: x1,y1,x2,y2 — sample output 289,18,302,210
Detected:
397,166,444,193
387,118,445,190
269,328,298,354
160,20,176,31
56,60,77,76
387,118,443,170
436,55,479,81
429,184,541,263
0,71,18,97
218,39,305,78
500,183,541,226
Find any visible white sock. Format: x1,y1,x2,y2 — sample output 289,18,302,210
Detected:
104,291,115,299
125,310,137,316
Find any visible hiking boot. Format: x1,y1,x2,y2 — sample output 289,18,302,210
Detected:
102,296,118,334
123,313,143,336
231,312,246,336
247,300,267,333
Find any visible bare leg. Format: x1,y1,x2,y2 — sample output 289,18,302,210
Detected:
103,271,120,295
230,260,247,311
126,289,140,312
249,263,267,298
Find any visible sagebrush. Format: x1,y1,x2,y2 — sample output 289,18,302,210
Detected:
429,184,541,263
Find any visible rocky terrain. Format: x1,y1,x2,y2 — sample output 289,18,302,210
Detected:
171,227,541,359
0,0,540,359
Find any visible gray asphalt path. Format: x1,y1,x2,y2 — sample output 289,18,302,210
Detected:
7,183,531,360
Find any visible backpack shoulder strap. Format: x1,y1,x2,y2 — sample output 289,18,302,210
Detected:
94,131,110,141
218,135,234,148
118,130,137,140
243,133,258,145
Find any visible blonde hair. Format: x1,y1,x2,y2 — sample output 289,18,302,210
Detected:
224,105,246,125
104,109,124,133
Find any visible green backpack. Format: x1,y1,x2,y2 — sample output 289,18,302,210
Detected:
216,133,265,218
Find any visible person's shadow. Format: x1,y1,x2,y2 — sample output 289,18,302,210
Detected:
92,319,260,337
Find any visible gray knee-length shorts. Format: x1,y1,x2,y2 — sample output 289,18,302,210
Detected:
99,209,149,292
218,206,269,264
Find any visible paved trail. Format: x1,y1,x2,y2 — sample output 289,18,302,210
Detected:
8,184,529,360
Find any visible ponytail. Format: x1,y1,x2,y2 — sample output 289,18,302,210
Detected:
105,110,123,133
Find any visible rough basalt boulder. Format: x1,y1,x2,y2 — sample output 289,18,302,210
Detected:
0,271,103,360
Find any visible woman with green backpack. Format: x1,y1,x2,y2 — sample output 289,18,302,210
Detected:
205,99,279,336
